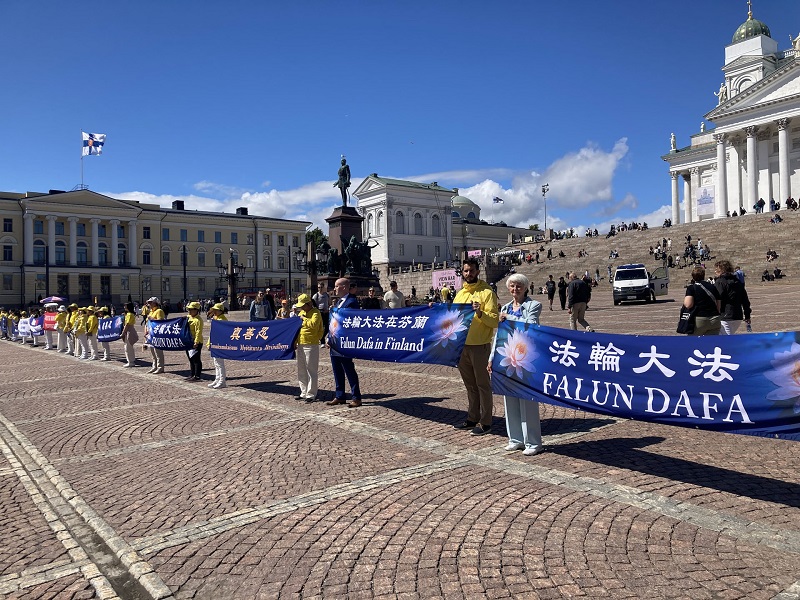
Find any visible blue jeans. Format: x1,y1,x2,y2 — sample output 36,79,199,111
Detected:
504,397,542,450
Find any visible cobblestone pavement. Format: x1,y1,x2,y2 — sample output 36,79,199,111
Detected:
1,282,799,599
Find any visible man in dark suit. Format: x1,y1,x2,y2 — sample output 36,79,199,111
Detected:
326,278,363,408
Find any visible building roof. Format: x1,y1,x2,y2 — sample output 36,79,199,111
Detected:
364,174,455,193
732,12,771,43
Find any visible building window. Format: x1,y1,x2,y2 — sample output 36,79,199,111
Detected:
117,224,125,238
432,214,441,237
231,251,239,264
395,212,405,234
77,223,86,236
98,224,107,237
143,226,151,239
34,220,44,234
246,233,254,245
162,228,170,241
142,277,151,292
55,241,66,265
79,275,90,298
33,240,46,265
367,214,374,237
55,222,65,236
214,252,222,266
3,245,11,261
118,244,127,265
414,213,424,236
231,232,238,245
278,255,286,270
142,249,151,265
198,278,206,291
3,219,11,233
263,255,271,270
377,211,384,236
98,242,108,266
434,245,441,259
2,274,11,290
292,235,299,248
215,231,222,243
197,230,205,242
100,275,110,297
35,274,46,291
77,242,88,265
263,234,271,246
121,276,129,291
467,211,477,219
180,229,188,242
399,243,405,256
278,235,285,246
57,274,68,296
163,278,171,293
198,252,205,267
246,254,254,269
162,250,170,266
417,244,423,256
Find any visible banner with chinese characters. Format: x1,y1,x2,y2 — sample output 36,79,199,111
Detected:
329,304,475,366
29,316,44,337
146,317,194,351
208,318,301,361
97,316,124,343
490,322,800,441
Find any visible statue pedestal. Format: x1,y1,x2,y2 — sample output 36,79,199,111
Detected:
326,206,364,256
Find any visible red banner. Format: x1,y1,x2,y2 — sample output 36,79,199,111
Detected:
43,313,57,331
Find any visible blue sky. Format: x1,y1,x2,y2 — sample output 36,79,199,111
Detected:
2,1,797,233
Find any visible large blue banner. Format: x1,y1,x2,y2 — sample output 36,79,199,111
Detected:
329,304,475,366
29,316,44,337
209,319,301,361
146,317,194,351
98,316,124,343
490,322,800,441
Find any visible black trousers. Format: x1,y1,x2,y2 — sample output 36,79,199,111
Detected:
188,347,203,377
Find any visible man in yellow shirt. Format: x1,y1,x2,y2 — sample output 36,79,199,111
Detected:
452,258,499,436
144,297,166,374
65,304,79,354
186,301,204,381
293,293,323,402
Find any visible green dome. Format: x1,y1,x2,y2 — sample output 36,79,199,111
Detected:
732,15,771,43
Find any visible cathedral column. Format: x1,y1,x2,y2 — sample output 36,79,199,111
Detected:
670,172,680,225
68,217,78,266
682,173,692,224
714,133,728,218
47,215,57,265
23,213,36,265
110,219,120,267
128,220,137,267
745,126,759,213
757,130,772,212
777,118,791,206
90,218,100,267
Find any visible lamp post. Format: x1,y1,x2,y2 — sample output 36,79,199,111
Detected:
181,245,188,305
541,183,550,232
218,250,246,311
296,241,329,294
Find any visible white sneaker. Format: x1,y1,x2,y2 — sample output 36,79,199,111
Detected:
522,446,544,457
122,363,132,368
207,382,217,388
212,382,227,389
147,367,157,373
504,442,525,451
88,356,97,361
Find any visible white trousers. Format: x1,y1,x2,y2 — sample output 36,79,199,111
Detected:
75,333,88,358
44,331,54,348
213,357,227,384
124,341,136,365
57,331,67,351
296,344,320,399
87,335,99,358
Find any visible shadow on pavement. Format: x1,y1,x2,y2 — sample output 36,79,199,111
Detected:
549,436,800,508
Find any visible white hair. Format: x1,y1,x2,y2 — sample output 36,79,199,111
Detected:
506,273,530,289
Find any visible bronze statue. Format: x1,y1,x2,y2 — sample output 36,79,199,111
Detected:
334,156,351,206
326,248,340,275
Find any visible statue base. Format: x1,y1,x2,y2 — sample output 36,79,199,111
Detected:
326,206,364,257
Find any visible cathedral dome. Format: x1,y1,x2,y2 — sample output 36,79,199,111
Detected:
732,14,771,43
450,190,481,220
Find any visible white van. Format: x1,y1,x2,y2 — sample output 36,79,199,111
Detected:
612,263,669,305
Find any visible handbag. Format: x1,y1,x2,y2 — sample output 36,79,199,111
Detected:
676,305,696,334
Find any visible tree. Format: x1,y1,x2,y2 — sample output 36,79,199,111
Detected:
528,224,540,231
306,227,328,248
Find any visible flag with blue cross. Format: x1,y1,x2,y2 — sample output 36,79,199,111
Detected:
82,132,106,156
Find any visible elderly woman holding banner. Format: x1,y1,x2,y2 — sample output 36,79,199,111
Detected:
488,273,544,456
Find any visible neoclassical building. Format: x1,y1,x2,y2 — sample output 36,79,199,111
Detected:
0,189,309,307
353,174,529,266
663,8,800,222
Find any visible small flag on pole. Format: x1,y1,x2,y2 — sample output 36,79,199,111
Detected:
82,132,106,156
492,196,504,204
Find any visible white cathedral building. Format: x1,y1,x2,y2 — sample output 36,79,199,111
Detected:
663,7,800,222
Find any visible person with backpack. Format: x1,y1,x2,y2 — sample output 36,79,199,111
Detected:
714,260,752,335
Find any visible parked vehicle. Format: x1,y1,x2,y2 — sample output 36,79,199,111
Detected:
612,263,669,305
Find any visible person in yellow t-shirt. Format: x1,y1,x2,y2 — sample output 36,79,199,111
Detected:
121,302,139,367
98,307,112,361
293,294,323,402
55,306,68,352
85,306,99,360
451,258,499,436
144,297,166,374
66,304,79,354
185,301,204,381
73,308,88,359
206,302,228,389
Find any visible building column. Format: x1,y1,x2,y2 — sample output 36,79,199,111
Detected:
729,141,741,214
110,219,120,267
745,126,759,213
68,217,78,266
90,218,100,267
47,215,57,265
757,130,772,212
128,220,137,267
714,133,728,218
777,118,791,206
23,213,36,265
670,172,680,225
682,173,692,224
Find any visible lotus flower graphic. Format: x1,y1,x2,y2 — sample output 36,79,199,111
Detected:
496,328,538,379
329,312,341,338
764,341,800,414
429,309,469,348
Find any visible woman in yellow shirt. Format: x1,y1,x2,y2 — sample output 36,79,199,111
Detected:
98,307,112,361
73,308,88,360
292,294,323,402
66,304,79,354
85,306,99,360
186,301,204,381
206,302,228,389
122,302,139,367
144,297,166,374
55,306,68,352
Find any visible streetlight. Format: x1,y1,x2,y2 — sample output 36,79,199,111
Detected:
296,241,330,294
218,249,246,311
181,245,188,306
541,184,550,232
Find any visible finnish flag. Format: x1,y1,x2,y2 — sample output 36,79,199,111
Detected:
82,132,106,156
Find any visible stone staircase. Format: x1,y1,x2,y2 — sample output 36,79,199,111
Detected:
495,210,798,292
